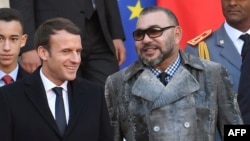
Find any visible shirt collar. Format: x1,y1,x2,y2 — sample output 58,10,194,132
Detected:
40,68,68,92
0,64,19,81
224,21,250,54
224,21,245,43
146,53,181,80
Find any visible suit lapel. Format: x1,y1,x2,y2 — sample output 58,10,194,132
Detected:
16,64,29,80
220,45,241,70
132,66,199,110
152,66,199,109
25,71,88,137
217,27,241,70
64,79,86,136
24,69,61,136
132,69,166,102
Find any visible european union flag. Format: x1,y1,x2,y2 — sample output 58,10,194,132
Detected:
118,0,156,69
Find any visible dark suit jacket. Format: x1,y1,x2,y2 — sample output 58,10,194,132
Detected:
10,0,125,55
16,64,30,80
0,68,113,141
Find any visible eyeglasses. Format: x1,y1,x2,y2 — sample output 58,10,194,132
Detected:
133,26,176,41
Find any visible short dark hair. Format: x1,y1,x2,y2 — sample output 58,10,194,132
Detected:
140,6,179,26
0,8,24,32
34,17,81,50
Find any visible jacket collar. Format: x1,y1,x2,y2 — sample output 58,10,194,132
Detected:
124,50,205,82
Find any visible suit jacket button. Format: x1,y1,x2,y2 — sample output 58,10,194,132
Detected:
184,122,190,128
153,126,160,132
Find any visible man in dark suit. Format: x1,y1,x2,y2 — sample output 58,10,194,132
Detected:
0,8,29,86
0,17,113,141
10,0,126,86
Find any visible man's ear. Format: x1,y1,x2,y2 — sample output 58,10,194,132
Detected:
37,46,48,61
20,34,28,48
174,26,182,44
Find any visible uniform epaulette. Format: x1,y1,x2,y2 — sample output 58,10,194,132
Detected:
187,29,213,46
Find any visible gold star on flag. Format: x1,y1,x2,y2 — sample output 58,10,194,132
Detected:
128,0,143,20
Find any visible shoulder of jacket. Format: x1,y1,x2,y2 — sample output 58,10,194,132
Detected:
187,29,213,46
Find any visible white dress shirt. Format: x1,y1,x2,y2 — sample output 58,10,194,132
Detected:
40,69,70,124
224,22,250,55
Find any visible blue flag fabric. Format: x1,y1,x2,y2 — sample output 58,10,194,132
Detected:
118,0,156,69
